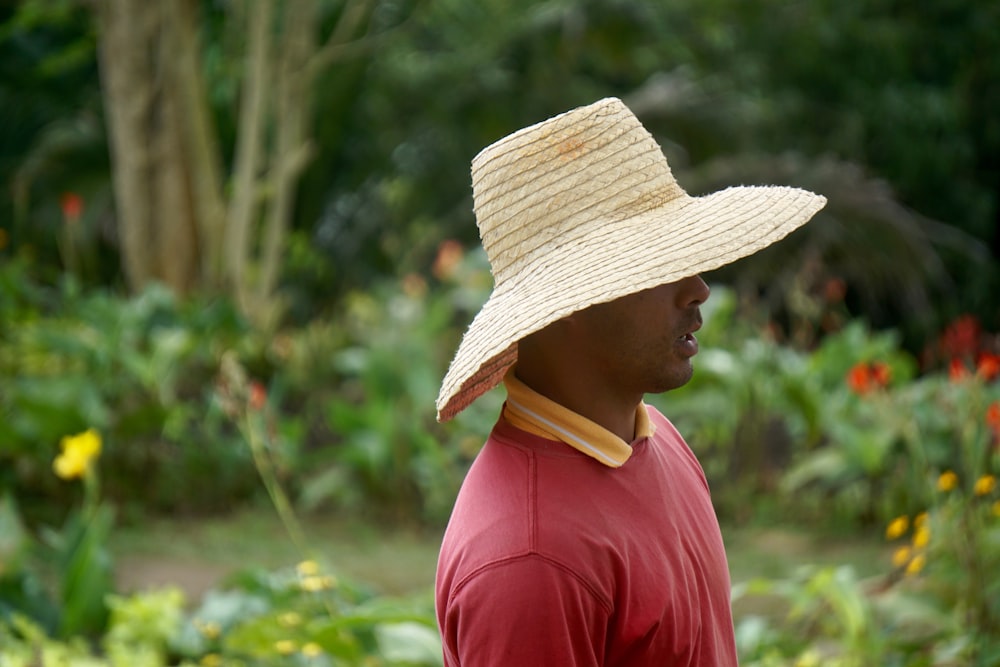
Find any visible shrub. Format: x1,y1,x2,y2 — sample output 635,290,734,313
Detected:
0,272,262,516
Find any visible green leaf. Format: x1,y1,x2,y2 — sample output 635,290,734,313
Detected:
375,621,442,664
0,494,29,574
59,504,114,638
781,449,850,493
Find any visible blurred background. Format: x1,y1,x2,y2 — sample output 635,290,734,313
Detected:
1,0,998,665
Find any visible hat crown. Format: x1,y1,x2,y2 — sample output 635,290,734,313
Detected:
471,98,687,286
436,97,826,422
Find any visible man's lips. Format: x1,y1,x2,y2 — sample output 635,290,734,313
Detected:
676,314,702,355
676,332,699,357
679,314,703,339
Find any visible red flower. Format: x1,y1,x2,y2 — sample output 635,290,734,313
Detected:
823,278,847,303
847,363,872,395
846,361,891,395
60,192,84,222
949,358,971,383
987,401,1000,431
940,315,981,359
977,352,1000,382
871,362,892,387
249,381,267,411
988,402,1000,449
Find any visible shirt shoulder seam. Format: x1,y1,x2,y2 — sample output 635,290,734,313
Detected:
449,551,614,614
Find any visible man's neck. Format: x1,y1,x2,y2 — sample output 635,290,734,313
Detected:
513,366,641,443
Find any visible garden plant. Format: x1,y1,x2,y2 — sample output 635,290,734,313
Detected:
2,250,999,665
2,0,999,664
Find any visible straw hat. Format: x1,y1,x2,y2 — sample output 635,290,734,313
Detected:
436,97,826,422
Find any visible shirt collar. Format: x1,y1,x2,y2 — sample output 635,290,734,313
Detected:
501,367,654,468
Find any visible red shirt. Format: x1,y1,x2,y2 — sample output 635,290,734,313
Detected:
436,406,738,666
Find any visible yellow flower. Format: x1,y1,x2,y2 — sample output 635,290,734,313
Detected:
885,515,909,539
974,474,996,496
53,429,102,480
195,619,221,639
297,560,320,576
301,642,323,657
892,546,912,568
200,654,222,667
300,574,337,592
913,512,928,529
794,650,821,667
937,470,958,492
912,526,931,549
278,611,302,627
905,553,926,576
275,639,297,655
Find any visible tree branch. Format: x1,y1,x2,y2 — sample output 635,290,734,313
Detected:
225,0,274,309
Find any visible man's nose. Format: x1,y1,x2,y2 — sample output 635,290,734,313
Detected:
680,275,710,307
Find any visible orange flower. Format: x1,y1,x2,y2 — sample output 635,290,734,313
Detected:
949,358,970,382
846,361,891,395
988,402,1000,432
871,362,891,387
847,363,872,394
432,239,464,281
978,353,1000,381
59,192,84,222
249,381,267,411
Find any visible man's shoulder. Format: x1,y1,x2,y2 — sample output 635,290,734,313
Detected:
440,421,613,572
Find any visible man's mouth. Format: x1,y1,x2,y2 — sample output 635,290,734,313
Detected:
676,315,702,354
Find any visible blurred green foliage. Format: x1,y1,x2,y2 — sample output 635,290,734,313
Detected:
0,257,259,517
0,0,996,340
1,566,441,667
1,225,999,664
1,3,1000,660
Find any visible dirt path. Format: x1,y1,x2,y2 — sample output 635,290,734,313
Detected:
110,511,444,604
116,556,231,602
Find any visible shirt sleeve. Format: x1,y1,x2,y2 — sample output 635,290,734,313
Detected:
440,553,609,667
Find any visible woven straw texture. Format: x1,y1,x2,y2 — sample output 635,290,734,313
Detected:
436,97,826,421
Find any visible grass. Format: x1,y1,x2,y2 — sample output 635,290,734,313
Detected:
110,507,444,601
110,506,891,613
724,524,889,581
723,523,891,622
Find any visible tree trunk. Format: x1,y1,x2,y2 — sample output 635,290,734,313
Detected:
226,0,274,313
257,0,319,313
95,0,203,295
94,0,158,292
95,0,377,322
163,0,227,290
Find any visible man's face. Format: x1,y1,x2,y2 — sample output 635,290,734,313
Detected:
568,275,710,396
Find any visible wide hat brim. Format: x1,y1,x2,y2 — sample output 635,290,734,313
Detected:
437,186,824,421
436,98,826,421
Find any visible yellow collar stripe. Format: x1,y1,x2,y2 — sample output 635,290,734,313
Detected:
502,368,655,468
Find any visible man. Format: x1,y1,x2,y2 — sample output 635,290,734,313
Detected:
434,97,825,666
